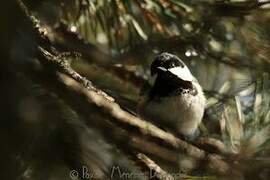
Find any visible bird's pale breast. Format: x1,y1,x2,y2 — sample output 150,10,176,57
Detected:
139,82,205,136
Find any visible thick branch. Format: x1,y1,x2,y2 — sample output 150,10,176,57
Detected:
38,47,229,174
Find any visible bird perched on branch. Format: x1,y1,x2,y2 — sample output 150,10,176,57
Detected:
138,52,205,139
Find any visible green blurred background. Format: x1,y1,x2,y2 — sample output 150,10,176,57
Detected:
1,0,270,179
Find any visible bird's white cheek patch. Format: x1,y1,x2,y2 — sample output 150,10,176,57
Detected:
168,66,193,81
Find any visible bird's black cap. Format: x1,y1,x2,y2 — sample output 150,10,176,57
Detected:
151,52,185,76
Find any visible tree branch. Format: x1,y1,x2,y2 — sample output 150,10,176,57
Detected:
37,45,230,175
137,153,174,180
17,0,234,176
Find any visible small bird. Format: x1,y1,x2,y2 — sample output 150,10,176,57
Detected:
138,52,205,138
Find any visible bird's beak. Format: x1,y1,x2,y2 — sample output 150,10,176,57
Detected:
151,66,167,76
156,66,167,73
157,66,167,72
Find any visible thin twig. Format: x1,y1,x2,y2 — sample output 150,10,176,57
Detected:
137,153,174,180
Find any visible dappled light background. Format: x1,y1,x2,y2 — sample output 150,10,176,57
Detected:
1,0,270,180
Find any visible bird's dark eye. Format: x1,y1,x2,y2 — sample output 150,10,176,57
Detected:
164,58,184,69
